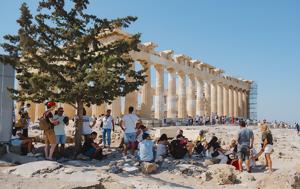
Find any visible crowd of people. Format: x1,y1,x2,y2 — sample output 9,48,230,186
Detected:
11,102,278,174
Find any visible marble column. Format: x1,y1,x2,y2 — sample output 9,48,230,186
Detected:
108,97,121,118
63,104,76,118
178,73,187,118
187,74,196,117
238,90,243,117
84,105,93,116
223,86,229,117
167,68,177,118
154,65,164,119
204,81,211,116
35,103,45,121
92,103,106,116
140,62,152,118
196,78,204,116
229,87,234,117
124,62,138,113
242,91,247,118
210,82,217,116
233,88,238,117
217,83,223,116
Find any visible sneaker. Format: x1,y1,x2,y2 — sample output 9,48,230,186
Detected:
34,153,42,157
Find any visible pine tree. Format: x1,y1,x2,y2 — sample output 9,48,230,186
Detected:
0,0,146,153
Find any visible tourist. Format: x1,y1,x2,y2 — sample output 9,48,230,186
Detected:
296,123,300,134
11,129,35,156
226,139,239,170
120,106,140,156
236,120,254,172
206,136,228,164
101,109,114,149
136,124,148,143
53,107,69,158
82,131,103,160
255,124,274,174
17,102,31,137
43,102,59,160
170,131,194,159
194,130,207,155
81,108,96,139
138,133,155,162
156,134,169,159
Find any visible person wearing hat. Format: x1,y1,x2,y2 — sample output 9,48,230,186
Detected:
53,107,69,159
44,101,59,160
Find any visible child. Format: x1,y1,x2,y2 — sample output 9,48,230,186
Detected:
206,136,228,164
138,133,154,162
82,132,103,160
156,134,169,159
194,130,207,155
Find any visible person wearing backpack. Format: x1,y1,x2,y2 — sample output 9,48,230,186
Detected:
43,102,59,160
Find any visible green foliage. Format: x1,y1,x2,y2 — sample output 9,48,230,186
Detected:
0,0,146,108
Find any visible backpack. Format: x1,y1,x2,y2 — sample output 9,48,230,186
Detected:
170,140,187,159
39,112,51,130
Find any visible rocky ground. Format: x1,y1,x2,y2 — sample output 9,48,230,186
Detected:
0,125,300,189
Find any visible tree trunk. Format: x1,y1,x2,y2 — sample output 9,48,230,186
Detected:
74,99,83,156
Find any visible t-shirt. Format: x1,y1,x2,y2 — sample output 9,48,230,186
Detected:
237,128,254,147
122,114,139,134
102,115,113,129
156,143,167,157
83,138,95,151
262,131,273,145
82,116,93,135
53,115,65,136
196,135,206,143
138,140,154,162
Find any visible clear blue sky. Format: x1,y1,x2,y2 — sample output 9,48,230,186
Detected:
0,0,299,123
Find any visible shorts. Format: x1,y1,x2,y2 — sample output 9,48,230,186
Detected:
56,135,66,144
11,139,22,146
44,129,57,145
124,132,136,144
264,144,273,154
237,145,250,160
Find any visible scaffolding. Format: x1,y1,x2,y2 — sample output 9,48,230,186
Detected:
249,82,258,120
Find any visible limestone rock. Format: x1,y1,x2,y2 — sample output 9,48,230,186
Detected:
208,164,238,185
3,161,62,177
141,162,157,174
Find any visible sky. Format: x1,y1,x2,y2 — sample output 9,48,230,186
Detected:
0,0,299,123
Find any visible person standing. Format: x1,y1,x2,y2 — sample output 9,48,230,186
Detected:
81,108,96,139
236,120,254,172
53,107,69,159
120,106,140,156
296,123,300,134
44,102,59,160
101,109,114,149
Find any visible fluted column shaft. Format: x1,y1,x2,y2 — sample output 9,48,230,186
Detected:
233,88,239,117
204,81,211,116
211,82,217,115
238,90,243,117
196,78,204,116
242,91,247,118
154,66,164,119
140,63,152,118
223,86,229,116
217,83,223,116
110,97,121,118
229,87,234,117
125,62,138,113
178,73,187,118
187,75,196,117
167,69,177,118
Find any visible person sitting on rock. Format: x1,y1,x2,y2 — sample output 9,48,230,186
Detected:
82,131,103,160
156,134,169,160
226,139,239,170
206,136,228,164
194,130,207,156
11,129,36,156
170,131,194,159
138,133,154,162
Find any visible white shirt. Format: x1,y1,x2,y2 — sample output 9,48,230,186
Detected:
156,143,167,157
102,115,113,129
82,115,93,135
122,114,139,134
